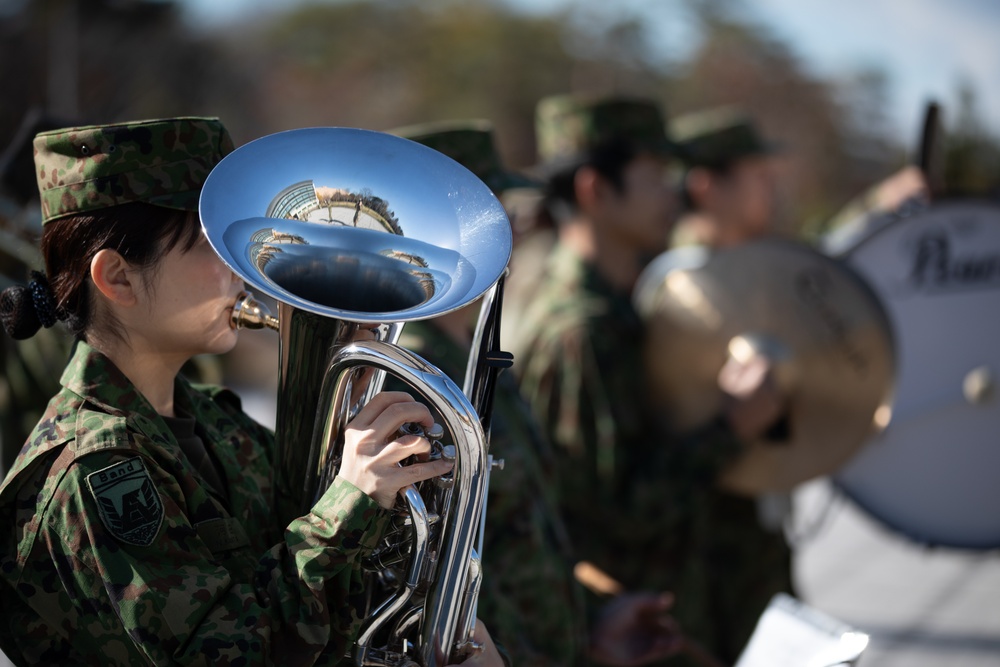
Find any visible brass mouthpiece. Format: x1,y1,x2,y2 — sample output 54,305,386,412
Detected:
231,291,279,331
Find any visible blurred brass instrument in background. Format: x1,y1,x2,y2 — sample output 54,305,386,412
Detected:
633,238,895,495
200,128,512,666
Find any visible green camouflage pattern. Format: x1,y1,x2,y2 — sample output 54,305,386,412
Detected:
669,107,777,169
0,341,390,665
535,94,677,168
0,328,69,472
389,320,588,666
391,120,539,195
687,480,796,662
0,333,223,473
33,117,234,224
506,242,691,588
506,243,793,665
0,209,69,471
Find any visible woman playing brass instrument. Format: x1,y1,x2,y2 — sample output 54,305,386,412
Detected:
0,117,501,666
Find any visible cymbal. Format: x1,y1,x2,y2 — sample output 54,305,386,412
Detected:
633,237,895,495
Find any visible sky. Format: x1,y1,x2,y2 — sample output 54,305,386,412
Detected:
750,0,1000,141
177,0,1000,144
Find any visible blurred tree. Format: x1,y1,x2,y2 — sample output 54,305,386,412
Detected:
217,0,672,167
832,68,908,188
943,82,1000,199
0,0,256,151
6,0,974,234
670,0,906,234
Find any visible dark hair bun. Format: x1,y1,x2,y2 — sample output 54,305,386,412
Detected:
0,284,42,340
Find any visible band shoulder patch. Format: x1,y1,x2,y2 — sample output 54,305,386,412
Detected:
86,457,163,547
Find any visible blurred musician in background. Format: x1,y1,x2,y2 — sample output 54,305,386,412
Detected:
645,104,929,661
506,93,787,665
662,106,799,659
388,119,686,667
669,107,783,250
669,105,930,251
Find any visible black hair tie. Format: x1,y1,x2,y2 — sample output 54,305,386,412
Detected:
28,271,58,328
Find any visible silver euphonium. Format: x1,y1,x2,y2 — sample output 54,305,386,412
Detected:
199,128,512,667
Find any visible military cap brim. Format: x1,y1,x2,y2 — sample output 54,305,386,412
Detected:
670,106,781,169
33,116,234,225
531,94,683,178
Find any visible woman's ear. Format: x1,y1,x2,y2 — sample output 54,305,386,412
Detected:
90,249,138,307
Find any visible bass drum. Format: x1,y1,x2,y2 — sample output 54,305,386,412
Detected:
827,199,1000,549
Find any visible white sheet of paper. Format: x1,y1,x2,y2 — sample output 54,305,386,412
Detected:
735,594,869,667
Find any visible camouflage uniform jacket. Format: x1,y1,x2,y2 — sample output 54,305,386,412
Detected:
509,243,693,589
0,341,390,666
394,320,588,666
509,243,792,664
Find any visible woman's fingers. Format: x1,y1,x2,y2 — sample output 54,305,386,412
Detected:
338,391,451,509
394,458,455,486
386,433,433,460
351,392,434,440
349,391,415,428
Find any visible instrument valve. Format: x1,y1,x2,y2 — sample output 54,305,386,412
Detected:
433,444,457,489
397,422,444,443
425,423,445,440
397,423,447,471
455,640,486,656
399,511,440,528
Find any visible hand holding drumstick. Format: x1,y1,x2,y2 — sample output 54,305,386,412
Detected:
575,561,730,667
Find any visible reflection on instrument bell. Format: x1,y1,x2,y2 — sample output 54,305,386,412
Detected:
200,127,512,666
633,238,895,496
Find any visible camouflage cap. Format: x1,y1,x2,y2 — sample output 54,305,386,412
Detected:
534,94,678,171
670,107,778,169
33,117,234,224
390,119,538,195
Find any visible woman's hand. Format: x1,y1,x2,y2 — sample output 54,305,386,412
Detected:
337,391,454,509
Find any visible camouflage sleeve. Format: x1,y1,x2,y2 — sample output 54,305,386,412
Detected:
515,285,741,488
518,316,638,491
42,451,389,666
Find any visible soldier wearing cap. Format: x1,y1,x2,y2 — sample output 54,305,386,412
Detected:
668,106,782,249
0,117,497,666
391,120,582,666
390,119,683,667
503,93,694,658
665,105,799,656
507,95,790,666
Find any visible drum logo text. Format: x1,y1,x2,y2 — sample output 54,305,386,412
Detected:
909,230,1000,291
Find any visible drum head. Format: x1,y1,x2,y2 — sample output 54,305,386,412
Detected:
832,200,1000,549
